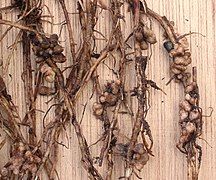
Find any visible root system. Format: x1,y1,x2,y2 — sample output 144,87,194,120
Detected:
0,0,207,180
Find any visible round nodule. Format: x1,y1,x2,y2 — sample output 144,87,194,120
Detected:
163,41,174,52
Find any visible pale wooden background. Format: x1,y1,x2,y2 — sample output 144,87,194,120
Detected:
0,0,215,180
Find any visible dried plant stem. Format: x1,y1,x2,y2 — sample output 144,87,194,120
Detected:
58,0,76,61
0,19,39,35
126,56,148,170
0,98,23,141
126,0,144,176
187,158,198,180
187,67,200,180
22,31,37,145
100,1,128,178
146,5,203,180
45,54,103,179
146,7,177,43
62,90,103,180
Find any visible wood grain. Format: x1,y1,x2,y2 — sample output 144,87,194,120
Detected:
0,0,215,179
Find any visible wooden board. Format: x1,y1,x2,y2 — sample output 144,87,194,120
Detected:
0,0,215,179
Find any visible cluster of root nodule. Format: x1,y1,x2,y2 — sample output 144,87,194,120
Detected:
92,80,121,118
113,143,149,171
0,142,41,179
177,81,202,153
163,37,192,83
134,24,157,50
30,33,66,63
29,33,66,94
